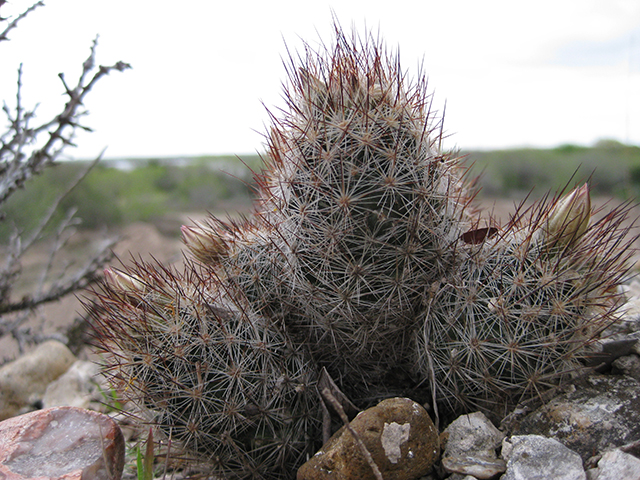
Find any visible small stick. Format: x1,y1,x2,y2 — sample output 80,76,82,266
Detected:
320,395,332,444
321,388,383,480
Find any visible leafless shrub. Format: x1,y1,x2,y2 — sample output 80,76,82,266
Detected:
0,1,130,353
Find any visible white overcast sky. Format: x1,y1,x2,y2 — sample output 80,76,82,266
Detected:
1,0,639,159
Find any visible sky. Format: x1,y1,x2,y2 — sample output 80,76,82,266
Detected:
1,0,639,160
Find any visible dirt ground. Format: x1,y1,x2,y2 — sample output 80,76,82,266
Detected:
0,212,207,364
2,197,639,364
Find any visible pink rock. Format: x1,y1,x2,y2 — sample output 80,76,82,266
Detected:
0,406,125,480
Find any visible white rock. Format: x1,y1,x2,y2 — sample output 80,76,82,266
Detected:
0,340,76,420
445,411,505,457
502,435,586,480
586,449,640,480
442,412,506,479
43,360,102,409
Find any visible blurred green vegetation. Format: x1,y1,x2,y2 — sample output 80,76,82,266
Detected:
0,154,262,241
3,141,640,242
464,139,640,199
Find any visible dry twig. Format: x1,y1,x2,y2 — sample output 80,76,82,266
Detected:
321,388,383,480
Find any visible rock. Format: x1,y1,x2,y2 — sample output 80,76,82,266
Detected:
598,294,640,358
502,435,586,480
514,374,640,462
586,449,640,480
612,354,640,381
0,340,76,420
445,475,478,480
0,405,125,480
619,280,640,322
442,411,504,457
297,397,439,480
441,455,506,479
585,338,638,370
440,411,506,479
43,360,103,410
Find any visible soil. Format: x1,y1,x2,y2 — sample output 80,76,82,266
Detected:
2,197,639,365
0,212,208,364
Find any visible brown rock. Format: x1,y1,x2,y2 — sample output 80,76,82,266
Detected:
0,406,125,480
297,397,439,480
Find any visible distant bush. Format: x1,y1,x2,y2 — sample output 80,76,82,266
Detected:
0,156,259,241
465,141,640,199
4,143,639,244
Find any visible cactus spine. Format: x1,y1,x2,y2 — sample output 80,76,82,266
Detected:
219,31,471,396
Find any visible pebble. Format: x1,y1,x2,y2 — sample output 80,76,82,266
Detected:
502,435,586,480
42,360,103,410
586,449,640,480
612,354,640,382
440,411,506,479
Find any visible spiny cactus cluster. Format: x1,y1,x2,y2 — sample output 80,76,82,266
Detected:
92,262,320,478
182,33,474,398
89,25,636,479
258,33,474,393
415,185,635,417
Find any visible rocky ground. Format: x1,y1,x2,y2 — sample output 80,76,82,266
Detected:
2,198,640,480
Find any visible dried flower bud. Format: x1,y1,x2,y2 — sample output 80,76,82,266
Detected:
181,223,229,264
104,268,146,293
542,184,591,248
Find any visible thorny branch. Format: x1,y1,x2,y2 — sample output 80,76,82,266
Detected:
0,1,129,353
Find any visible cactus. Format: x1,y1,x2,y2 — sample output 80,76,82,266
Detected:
90,23,638,479
414,185,636,418
91,262,321,479
184,30,474,398
182,217,296,322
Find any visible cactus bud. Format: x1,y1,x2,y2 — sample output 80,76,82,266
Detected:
104,268,146,294
541,184,591,248
181,223,228,264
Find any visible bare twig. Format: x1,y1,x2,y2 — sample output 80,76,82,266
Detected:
318,367,360,442
20,152,105,255
0,39,131,204
0,238,116,315
0,152,115,319
0,1,44,43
